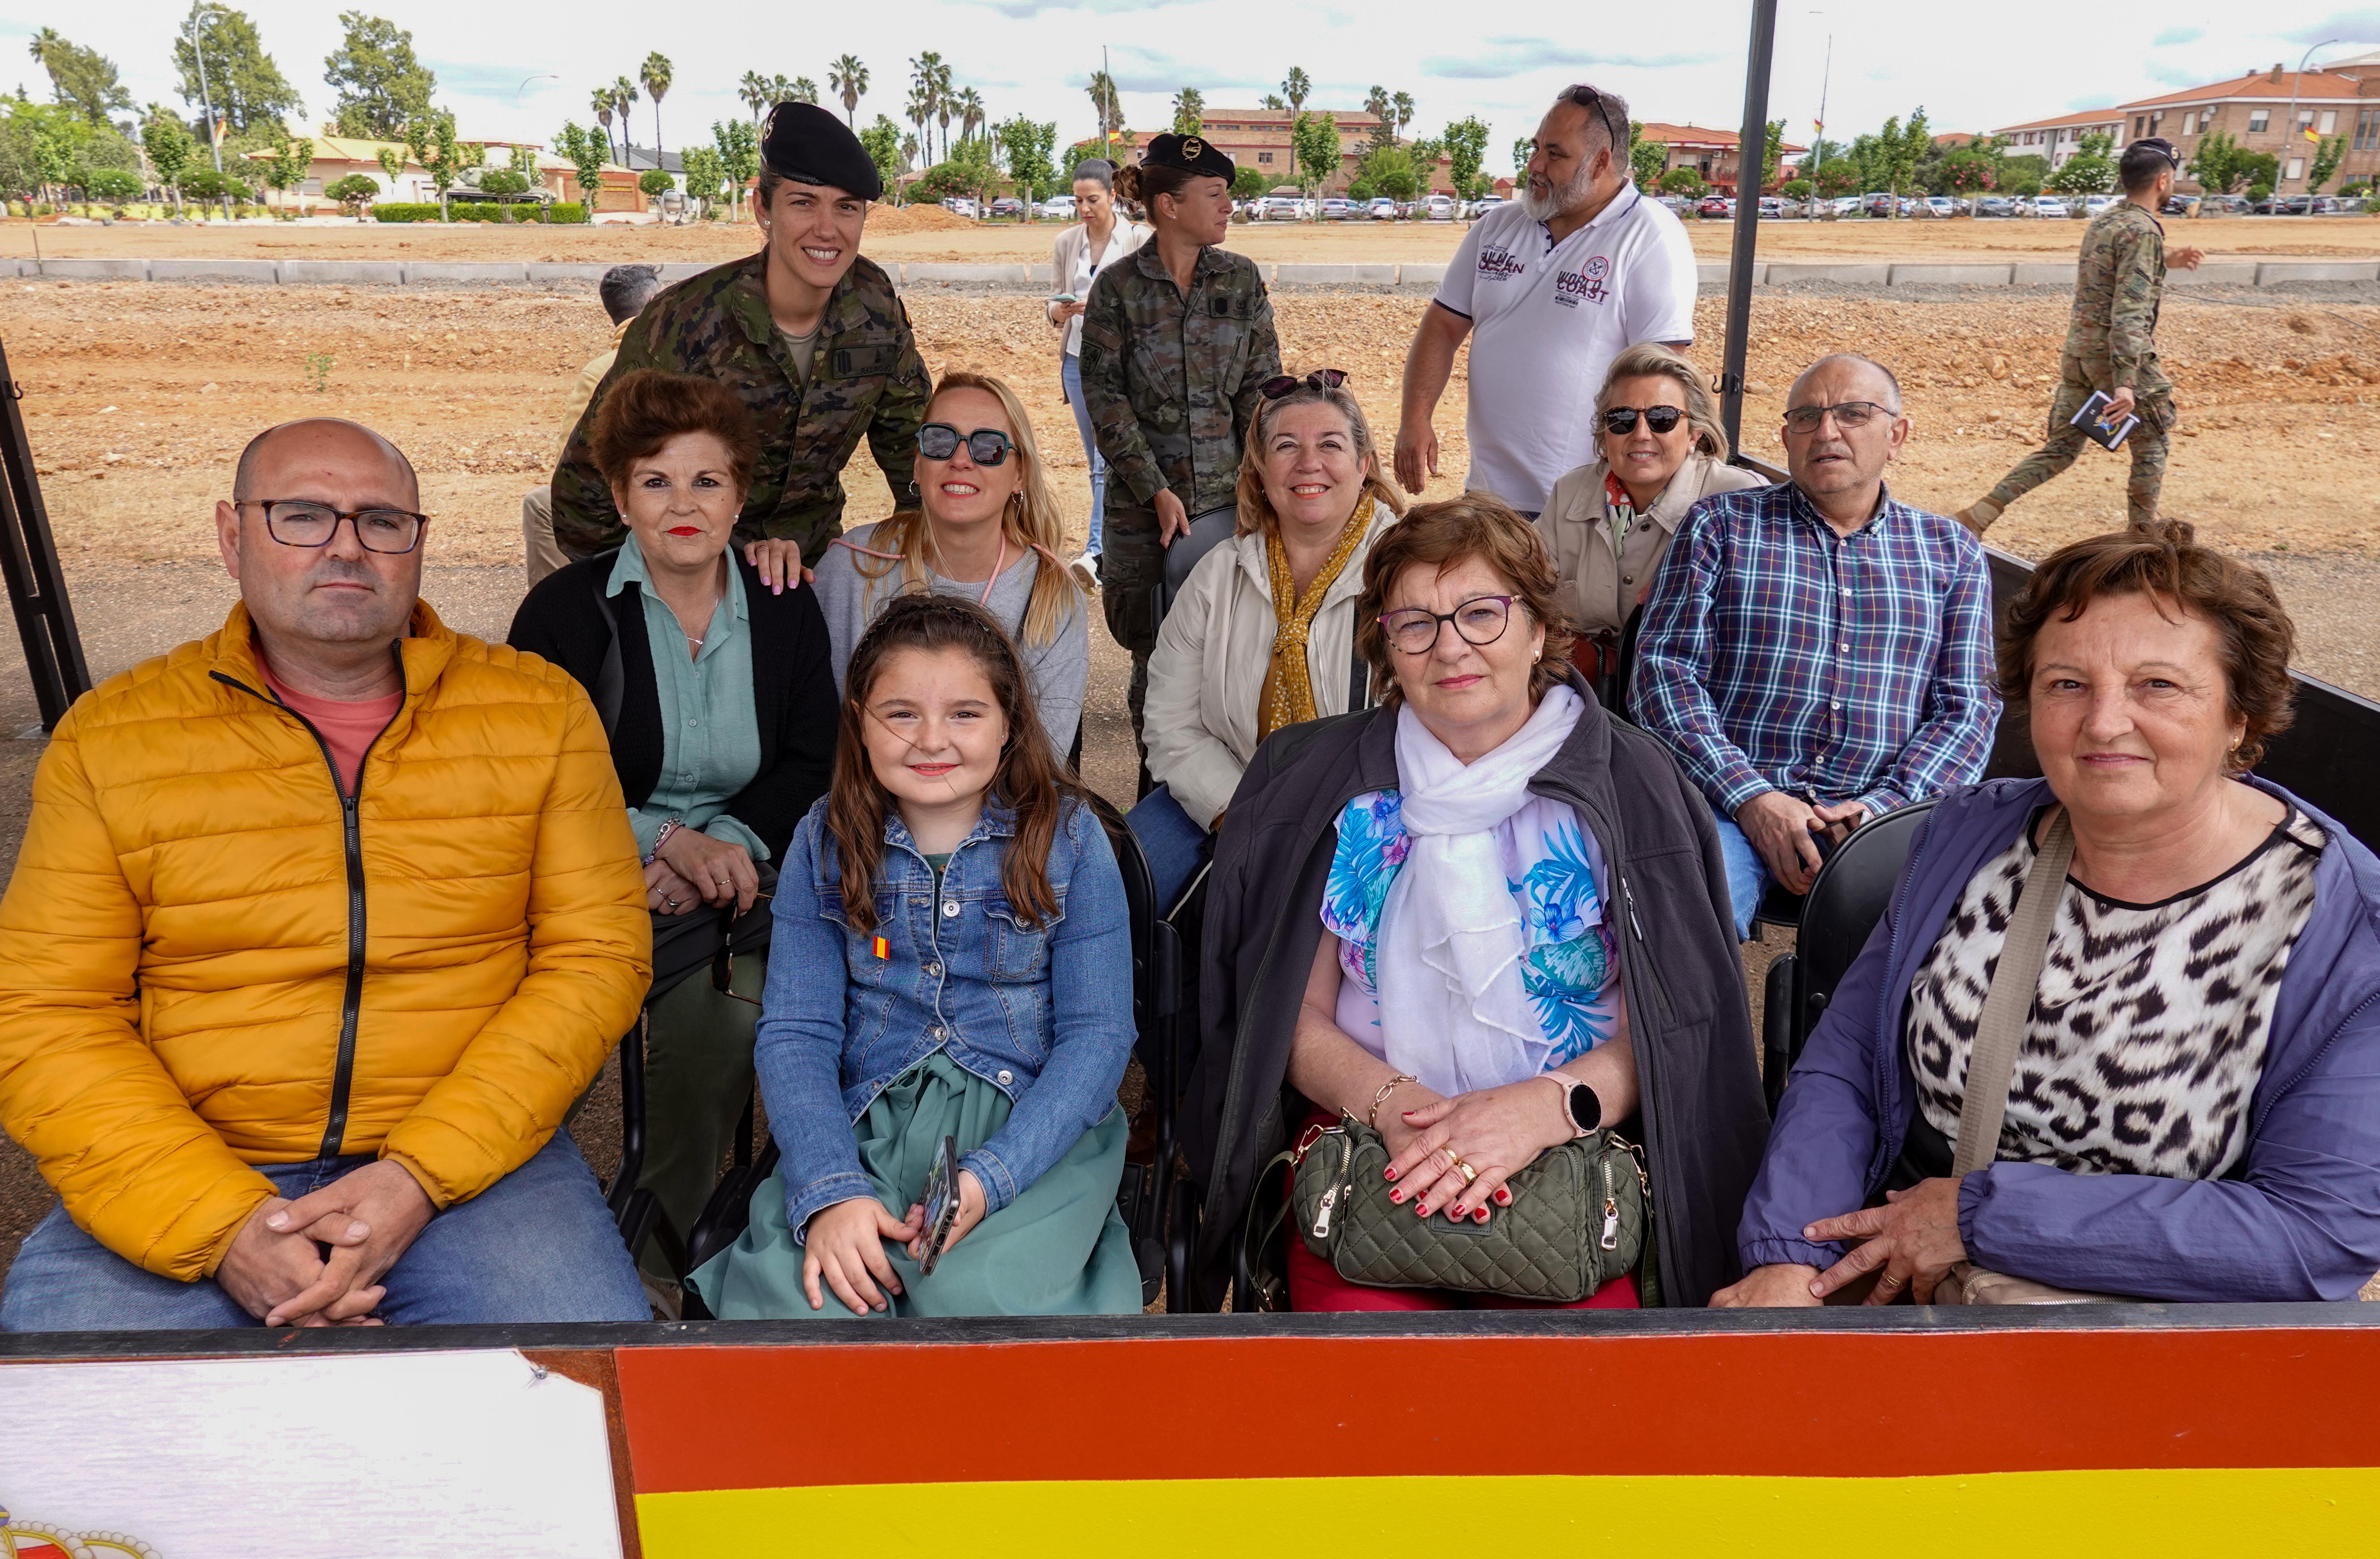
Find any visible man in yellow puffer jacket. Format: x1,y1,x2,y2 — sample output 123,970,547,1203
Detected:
0,418,655,1331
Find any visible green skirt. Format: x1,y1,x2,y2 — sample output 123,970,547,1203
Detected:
688,1051,1142,1319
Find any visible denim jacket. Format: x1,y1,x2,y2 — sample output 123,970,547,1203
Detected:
756,794,1135,1238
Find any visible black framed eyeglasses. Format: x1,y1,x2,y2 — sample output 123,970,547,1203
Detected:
240,498,428,554
918,423,1014,465
1259,368,1350,400
1782,401,1892,434
1602,405,1686,436
1379,594,1517,655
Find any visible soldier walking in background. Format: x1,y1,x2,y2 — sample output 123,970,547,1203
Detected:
522,263,662,587
1078,133,1281,785
1956,138,2203,536
549,103,929,571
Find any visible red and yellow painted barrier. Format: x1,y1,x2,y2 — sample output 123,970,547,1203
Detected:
612,1326,2380,1555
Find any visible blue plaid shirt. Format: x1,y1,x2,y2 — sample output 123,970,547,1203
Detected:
1628,480,1997,818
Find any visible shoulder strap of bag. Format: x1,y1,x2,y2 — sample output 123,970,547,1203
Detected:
1347,633,1371,714
591,571,625,742
1949,805,2075,1177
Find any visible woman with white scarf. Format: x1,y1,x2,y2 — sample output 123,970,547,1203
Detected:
1248,495,1758,1310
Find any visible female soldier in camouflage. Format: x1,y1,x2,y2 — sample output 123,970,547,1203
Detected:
1078,132,1282,777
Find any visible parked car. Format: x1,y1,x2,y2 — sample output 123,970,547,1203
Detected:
989,196,1025,219
2251,193,2314,215
1975,195,2018,218
1918,195,1957,218
1757,195,1801,218
1473,194,1507,218
1368,196,1398,220
1696,194,1733,218
1319,197,1356,221
1424,194,1457,220
1037,194,1077,221
940,196,979,219
2193,193,2250,216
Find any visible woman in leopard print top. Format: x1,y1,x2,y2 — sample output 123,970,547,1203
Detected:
1720,522,2380,1306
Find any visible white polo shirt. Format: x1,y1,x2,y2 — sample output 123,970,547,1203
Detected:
1435,186,1699,514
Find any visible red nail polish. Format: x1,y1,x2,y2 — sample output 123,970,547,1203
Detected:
1389,1189,1403,1203
1474,1208,1489,1224
1415,1202,1429,1216
1383,1167,1397,1181
1495,1189,1511,1206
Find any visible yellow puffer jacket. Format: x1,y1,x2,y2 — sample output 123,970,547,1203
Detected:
0,600,651,1281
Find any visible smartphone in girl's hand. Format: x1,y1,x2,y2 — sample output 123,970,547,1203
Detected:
918,1135,962,1274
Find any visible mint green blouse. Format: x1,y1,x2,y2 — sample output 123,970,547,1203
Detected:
612,533,769,862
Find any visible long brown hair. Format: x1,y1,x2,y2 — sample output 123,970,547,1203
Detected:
826,592,1088,935
844,371,1081,648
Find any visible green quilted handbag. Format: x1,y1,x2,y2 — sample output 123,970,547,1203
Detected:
1271,1115,1648,1304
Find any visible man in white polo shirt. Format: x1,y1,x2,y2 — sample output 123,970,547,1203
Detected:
1394,83,1699,517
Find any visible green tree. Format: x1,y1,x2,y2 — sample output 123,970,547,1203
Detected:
1392,90,1415,140
680,144,724,211
1281,66,1311,114
30,29,133,127
182,165,252,202
403,108,463,218
1365,86,1396,155
1361,143,1421,201
638,167,674,212
1512,135,1531,177
1231,163,1266,202
1813,160,1858,199
1658,165,1706,198
955,86,984,147
172,6,303,138
1938,148,1997,202
739,70,770,125
2235,149,2277,194
790,77,817,106
85,166,141,204
2186,130,2242,194
325,170,377,211
591,88,617,162
909,52,945,162
1085,69,1122,153
1292,108,1341,200
829,55,867,128
1441,114,1490,200
712,117,756,217
997,114,1056,203
1628,120,1668,188
640,52,673,166
1760,117,1785,192
1173,87,1204,136
1262,94,1285,112
2307,135,2345,194
553,121,606,214
609,75,638,162
323,12,433,138
142,106,196,211
256,132,311,215
477,167,527,195
859,114,904,197
2046,130,2115,196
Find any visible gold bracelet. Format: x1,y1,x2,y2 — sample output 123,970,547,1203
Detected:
1368,1072,1419,1130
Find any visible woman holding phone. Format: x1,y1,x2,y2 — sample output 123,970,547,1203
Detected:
1047,159,1151,590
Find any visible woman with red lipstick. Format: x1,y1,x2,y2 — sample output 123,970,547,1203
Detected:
509,370,839,1288
1723,522,2380,1307
809,372,1088,754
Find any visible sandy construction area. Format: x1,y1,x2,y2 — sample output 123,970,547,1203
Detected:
3,211,2374,267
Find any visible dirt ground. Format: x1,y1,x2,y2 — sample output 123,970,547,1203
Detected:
1,273,2377,1302
5,211,2376,266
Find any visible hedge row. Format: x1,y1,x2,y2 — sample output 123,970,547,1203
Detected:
374,202,588,224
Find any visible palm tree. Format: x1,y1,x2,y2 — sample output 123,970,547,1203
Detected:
1173,86,1203,135
1281,67,1311,115
1087,71,1123,149
828,55,867,127
790,77,819,106
640,53,673,168
611,76,639,163
909,54,946,163
592,88,617,163
956,86,984,148
906,86,932,167
933,66,957,160
1392,90,1415,141
738,70,770,125
900,132,919,172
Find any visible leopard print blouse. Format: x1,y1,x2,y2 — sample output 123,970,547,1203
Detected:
1905,805,2326,1181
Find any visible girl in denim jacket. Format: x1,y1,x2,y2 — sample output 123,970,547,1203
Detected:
689,593,1142,1317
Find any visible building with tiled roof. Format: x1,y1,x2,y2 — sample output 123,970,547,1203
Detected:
244,132,643,213
1986,108,2126,170
1631,122,1805,194
2117,64,2379,194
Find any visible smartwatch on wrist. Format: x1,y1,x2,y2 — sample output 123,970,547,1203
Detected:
1546,1069,1602,1137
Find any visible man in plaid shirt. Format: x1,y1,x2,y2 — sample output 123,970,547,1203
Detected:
1630,354,1997,939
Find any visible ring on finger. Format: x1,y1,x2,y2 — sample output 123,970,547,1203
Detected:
1449,1153,1478,1186
1874,1270,1906,1291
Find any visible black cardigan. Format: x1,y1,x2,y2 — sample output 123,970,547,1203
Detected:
507,547,838,863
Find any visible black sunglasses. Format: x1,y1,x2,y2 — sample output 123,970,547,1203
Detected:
1602,405,1686,436
918,423,1014,465
1559,84,1626,159
1260,368,1350,400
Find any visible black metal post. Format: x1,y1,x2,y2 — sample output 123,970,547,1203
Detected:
0,337,90,731
1720,0,1781,457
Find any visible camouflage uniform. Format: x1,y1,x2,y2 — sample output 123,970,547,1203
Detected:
1076,243,1282,765
550,250,930,565
1985,202,2174,530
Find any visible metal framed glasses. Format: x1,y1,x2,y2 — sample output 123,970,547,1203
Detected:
1781,401,1891,435
918,423,1015,465
241,499,427,554
1378,594,1517,655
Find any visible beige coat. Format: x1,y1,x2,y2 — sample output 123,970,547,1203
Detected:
1536,452,1767,638
1145,506,1394,828
1047,219,1152,357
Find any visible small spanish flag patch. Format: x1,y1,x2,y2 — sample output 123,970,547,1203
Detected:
872,935,890,960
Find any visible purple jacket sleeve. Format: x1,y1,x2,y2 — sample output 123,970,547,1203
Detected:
1960,994,2380,1302
1734,909,1898,1273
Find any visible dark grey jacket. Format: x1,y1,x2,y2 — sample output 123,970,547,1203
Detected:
1183,669,1768,1308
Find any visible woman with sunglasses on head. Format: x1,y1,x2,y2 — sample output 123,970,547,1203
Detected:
809,372,1089,754
1537,343,1762,657
509,369,840,1288
1183,495,1765,1312
1132,369,1403,904
1078,132,1283,783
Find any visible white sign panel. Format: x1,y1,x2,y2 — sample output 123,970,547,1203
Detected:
0,1350,621,1558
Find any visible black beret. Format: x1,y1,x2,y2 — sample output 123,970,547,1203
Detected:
1140,132,1235,182
761,101,883,202
2128,136,2180,169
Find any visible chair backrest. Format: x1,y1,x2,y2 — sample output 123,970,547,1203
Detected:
1786,797,1936,1073
1085,793,1159,1048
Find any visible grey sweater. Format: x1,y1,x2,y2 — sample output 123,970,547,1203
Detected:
810,521,1088,753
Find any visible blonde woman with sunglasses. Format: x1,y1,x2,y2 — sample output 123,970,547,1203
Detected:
809,372,1090,754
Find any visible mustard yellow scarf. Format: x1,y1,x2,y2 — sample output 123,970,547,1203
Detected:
1257,495,1375,742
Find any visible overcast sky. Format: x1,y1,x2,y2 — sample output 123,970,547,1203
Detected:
3,0,2374,165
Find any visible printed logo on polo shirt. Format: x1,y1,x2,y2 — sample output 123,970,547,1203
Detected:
1477,245,1527,280
1552,254,1613,309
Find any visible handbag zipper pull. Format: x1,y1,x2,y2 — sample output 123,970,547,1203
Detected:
1599,1158,1622,1251
1312,1183,1339,1239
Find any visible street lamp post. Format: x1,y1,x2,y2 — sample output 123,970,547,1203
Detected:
185,4,230,220
2282,39,2340,194
1809,18,1831,219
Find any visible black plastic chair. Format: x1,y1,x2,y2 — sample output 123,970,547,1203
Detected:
1760,798,1935,1115
676,798,1183,1306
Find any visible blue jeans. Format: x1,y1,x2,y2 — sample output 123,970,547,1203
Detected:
0,1128,647,1332
1063,352,1106,557
1127,783,1211,910
1711,804,1776,942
